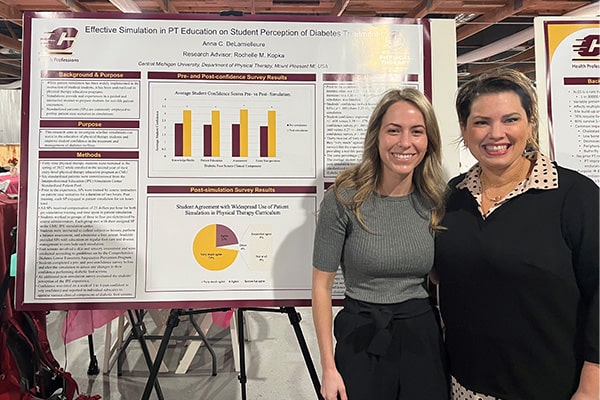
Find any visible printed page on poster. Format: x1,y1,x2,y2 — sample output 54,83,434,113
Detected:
541,18,599,185
19,13,430,308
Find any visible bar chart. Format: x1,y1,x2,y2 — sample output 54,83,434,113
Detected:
149,82,316,178
173,108,277,158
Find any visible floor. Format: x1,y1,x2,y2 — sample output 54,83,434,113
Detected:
46,307,326,400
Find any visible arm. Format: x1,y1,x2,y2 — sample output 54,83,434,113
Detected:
571,361,599,400
312,267,347,400
564,174,599,399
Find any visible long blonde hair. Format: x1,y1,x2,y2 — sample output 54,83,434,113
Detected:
332,88,446,231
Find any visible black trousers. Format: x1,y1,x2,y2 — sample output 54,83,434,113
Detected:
333,297,450,400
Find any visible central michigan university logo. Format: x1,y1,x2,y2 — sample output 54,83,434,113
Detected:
41,27,78,55
572,33,600,62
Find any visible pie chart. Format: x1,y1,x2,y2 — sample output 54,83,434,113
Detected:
192,224,239,271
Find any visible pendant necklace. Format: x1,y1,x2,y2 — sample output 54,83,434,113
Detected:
480,162,529,204
482,185,503,203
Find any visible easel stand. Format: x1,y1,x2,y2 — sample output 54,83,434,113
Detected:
236,307,324,400
86,334,100,375
140,307,231,400
119,310,167,400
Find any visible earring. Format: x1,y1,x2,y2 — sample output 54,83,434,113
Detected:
524,136,535,153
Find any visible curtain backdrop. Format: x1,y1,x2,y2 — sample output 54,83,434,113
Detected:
0,89,20,144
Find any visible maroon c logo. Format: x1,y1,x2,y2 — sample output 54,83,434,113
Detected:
43,27,79,52
574,34,600,57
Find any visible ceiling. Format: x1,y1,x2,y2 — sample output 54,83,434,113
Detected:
0,0,598,86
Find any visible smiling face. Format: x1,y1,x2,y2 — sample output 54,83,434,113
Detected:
462,91,532,174
377,100,428,193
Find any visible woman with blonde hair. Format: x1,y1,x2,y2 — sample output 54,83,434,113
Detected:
312,88,449,400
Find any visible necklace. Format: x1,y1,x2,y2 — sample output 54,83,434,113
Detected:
480,160,530,203
481,185,504,203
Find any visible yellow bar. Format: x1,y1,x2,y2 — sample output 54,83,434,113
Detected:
183,110,192,157
267,110,276,157
240,109,248,157
212,110,220,157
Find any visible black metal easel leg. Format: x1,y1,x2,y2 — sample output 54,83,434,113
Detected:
118,309,152,377
237,308,248,400
121,310,164,400
140,309,181,400
86,334,100,375
282,307,323,400
236,307,323,400
117,321,136,377
188,315,218,376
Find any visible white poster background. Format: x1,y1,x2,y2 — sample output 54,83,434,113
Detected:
18,13,458,308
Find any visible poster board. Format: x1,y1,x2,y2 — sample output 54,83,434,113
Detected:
534,16,600,185
16,12,458,310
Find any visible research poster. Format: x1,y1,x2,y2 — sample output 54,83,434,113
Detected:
17,13,457,309
536,17,599,185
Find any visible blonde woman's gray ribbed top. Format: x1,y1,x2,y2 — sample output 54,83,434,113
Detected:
312,187,433,304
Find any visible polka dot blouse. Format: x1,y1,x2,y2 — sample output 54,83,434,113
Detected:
457,152,559,218
451,376,502,400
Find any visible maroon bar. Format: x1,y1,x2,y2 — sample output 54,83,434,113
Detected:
259,126,268,157
41,71,141,79
38,151,139,159
147,185,317,194
16,298,314,312
148,71,316,82
39,120,139,128
232,124,240,157
203,124,212,157
174,123,183,157
563,77,600,85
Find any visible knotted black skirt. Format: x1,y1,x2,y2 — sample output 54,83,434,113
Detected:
333,296,449,400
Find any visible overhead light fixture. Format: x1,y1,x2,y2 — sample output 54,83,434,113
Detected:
0,48,18,55
109,0,142,13
455,13,477,26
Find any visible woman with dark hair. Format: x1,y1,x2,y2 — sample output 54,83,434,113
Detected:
435,68,599,400
312,88,449,400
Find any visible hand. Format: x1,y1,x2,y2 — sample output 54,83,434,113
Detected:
320,368,347,400
571,389,599,400
571,361,599,400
